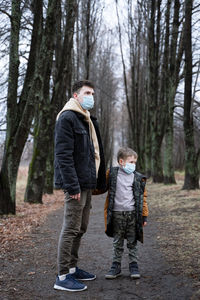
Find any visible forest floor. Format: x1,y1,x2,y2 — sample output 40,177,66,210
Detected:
0,167,200,300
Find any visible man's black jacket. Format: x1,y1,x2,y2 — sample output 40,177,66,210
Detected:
54,110,106,195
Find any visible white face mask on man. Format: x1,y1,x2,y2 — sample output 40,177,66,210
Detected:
80,95,94,110
73,85,95,111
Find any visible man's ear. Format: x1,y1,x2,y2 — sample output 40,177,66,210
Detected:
73,92,78,99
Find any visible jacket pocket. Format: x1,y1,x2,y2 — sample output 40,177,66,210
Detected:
74,128,88,153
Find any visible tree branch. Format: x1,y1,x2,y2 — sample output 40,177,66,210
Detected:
0,9,12,20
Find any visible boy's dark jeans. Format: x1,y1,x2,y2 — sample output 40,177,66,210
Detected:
112,211,137,264
57,190,92,275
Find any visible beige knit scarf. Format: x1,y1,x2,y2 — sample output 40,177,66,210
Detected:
57,98,100,176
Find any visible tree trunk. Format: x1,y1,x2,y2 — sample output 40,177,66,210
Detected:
0,0,21,214
144,105,151,177
85,0,91,79
161,0,176,184
43,141,54,194
115,0,134,133
148,0,164,182
25,0,59,203
163,123,176,184
0,0,43,214
151,131,164,183
25,0,77,203
163,0,183,184
182,0,199,189
25,107,55,202
128,2,144,170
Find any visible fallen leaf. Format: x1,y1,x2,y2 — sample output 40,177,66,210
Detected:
28,272,35,275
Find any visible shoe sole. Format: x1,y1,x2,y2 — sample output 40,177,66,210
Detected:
105,273,121,279
79,275,96,281
130,274,140,279
54,284,87,292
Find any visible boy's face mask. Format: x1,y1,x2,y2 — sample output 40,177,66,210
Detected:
123,162,136,174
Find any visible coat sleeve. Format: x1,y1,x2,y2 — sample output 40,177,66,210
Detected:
142,188,148,217
92,169,109,195
104,169,110,231
104,194,109,231
55,113,80,195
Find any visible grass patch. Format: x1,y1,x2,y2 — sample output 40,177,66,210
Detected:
147,172,200,288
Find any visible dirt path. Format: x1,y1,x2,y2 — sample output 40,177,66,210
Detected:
0,194,197,300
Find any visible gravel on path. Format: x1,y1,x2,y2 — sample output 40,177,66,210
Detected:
0,194,198,300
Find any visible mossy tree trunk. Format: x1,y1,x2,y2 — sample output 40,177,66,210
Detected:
43,141,54,194
144,105,152,178
0,0,42,214
163,0,183,184
129,3,147,173
0,0,21,215
182,0,199,189
24,107,55,203
148,0,164,183
161,0,174,184
151,130,164,183
24,0,59,203
25,0,77,203
164,118,176,184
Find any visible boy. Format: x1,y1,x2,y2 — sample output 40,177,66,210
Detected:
104,147,148,279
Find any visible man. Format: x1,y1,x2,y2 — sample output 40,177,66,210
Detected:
54,80,106,292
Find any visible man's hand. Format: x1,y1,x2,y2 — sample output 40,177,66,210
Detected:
143,222,147,227
70,193,81,201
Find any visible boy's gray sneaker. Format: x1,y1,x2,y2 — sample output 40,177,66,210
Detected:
105,262,121,279
129,262,140,279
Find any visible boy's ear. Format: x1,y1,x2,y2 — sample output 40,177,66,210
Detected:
119,158,124,165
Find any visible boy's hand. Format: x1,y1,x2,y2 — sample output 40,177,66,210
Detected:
142,216,147,226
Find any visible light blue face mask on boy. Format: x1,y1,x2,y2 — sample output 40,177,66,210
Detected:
123,163,136,174
80,95,94,110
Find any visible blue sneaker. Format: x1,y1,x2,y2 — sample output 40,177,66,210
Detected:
72,267,96,281
129,262,140,279
54,274,87,292
105,262,121,279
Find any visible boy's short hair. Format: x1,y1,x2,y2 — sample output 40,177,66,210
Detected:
117,147,138,162
72,80,95,94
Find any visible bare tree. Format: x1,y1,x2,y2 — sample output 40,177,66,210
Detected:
74,0,104,80
163,0,184,184
0,0,43,214
25,0,77,203
183,0,199,189
90,35,117,167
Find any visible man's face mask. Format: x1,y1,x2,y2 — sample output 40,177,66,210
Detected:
80,95,94,110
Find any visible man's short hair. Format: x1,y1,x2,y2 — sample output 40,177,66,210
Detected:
72,80,95,94
117,147,138,162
